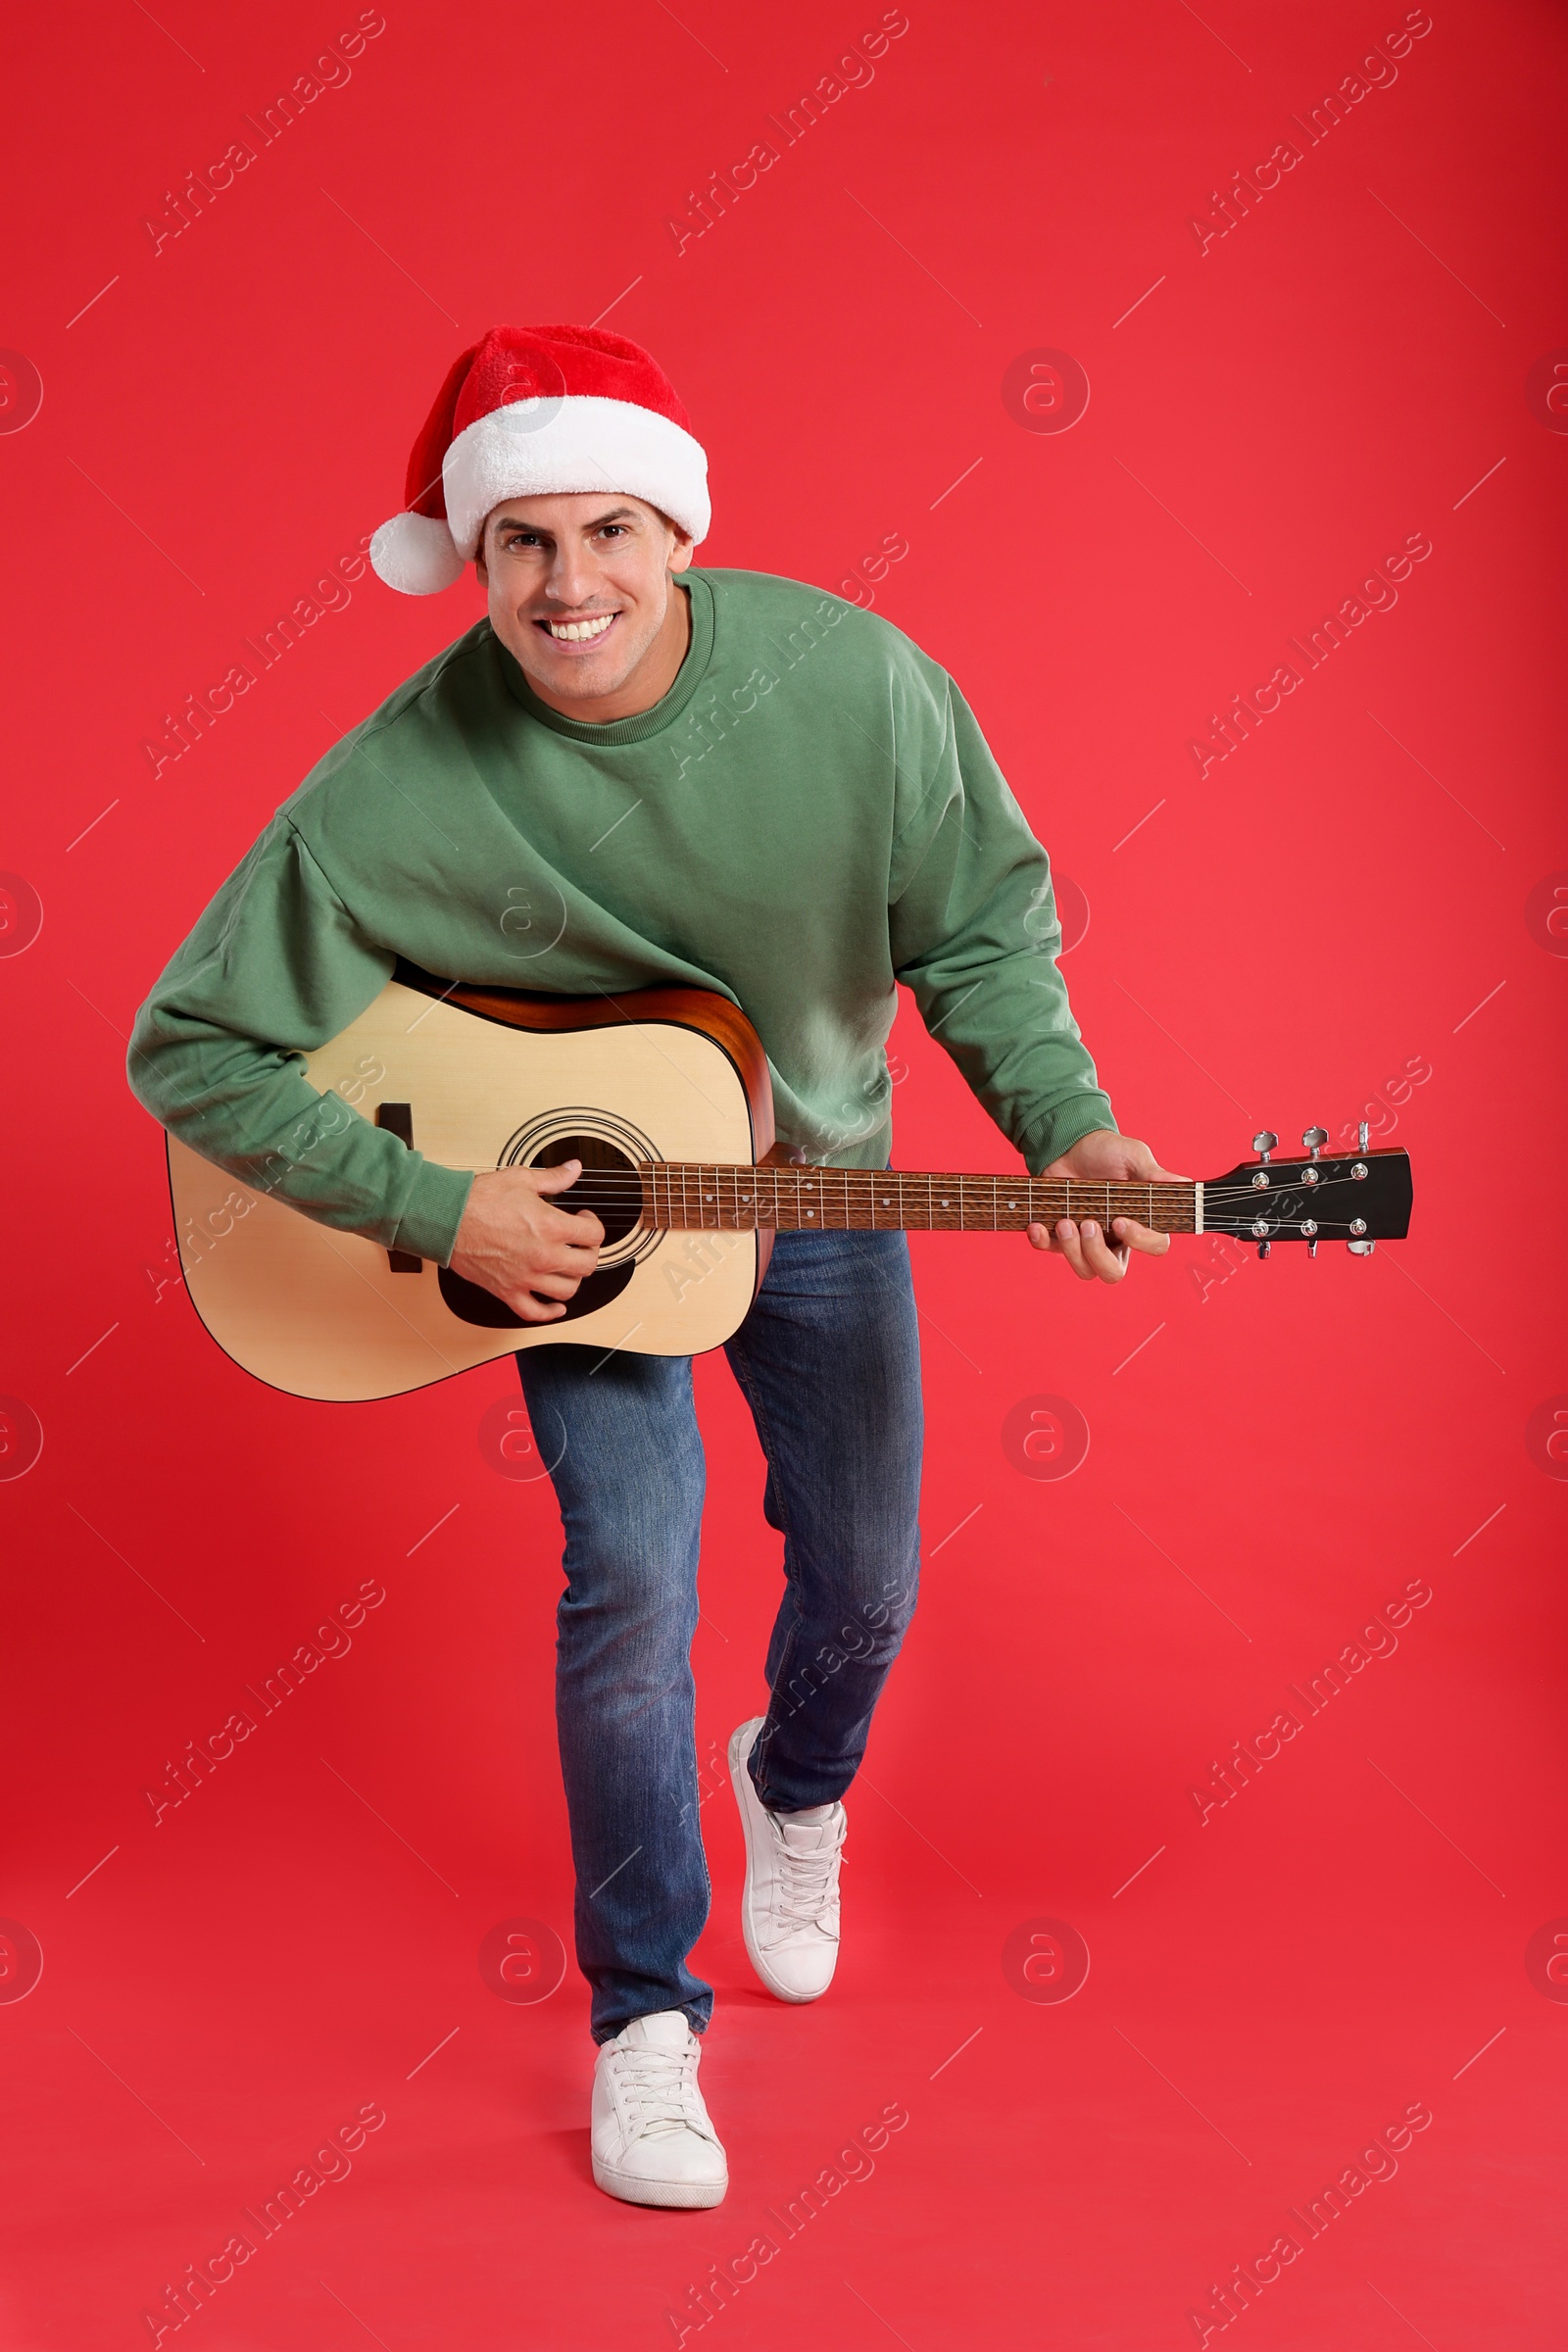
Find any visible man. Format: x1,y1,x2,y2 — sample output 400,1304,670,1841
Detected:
128,323,1176,2211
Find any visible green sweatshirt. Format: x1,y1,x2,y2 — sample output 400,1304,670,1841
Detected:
127,567,1114,1266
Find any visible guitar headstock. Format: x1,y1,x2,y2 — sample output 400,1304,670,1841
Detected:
1201,1125,1412,1258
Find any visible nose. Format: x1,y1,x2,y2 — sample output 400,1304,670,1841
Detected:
543,543,599,609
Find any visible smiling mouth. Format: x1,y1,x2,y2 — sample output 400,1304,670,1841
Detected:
535,612,618,645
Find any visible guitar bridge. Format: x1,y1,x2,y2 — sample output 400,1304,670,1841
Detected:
375,1102,423,1271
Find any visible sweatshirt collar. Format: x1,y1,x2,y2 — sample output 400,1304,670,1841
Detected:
490,573,714,744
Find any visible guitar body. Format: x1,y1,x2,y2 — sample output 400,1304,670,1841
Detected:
167,971,774,1402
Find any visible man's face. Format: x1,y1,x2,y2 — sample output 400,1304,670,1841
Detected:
475,491,694,714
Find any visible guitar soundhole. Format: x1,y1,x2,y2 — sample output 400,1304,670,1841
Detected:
532,1133,644,1248
436,1132,642,1330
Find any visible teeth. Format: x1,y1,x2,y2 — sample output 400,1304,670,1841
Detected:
545,613,615,642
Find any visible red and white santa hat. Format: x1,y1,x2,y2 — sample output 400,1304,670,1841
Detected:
370,323,710,595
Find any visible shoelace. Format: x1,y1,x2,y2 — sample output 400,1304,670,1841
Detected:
770,1816,847,1934
613,2042,704,2140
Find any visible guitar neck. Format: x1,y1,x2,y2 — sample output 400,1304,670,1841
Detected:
638,1164,1201,1235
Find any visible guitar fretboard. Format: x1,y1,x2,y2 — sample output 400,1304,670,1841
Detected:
638,1164,1200,1235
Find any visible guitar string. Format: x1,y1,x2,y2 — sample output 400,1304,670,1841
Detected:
420,1170,1382,1209
488,1187,1376,1204
423,1167,1381,1196
422,1175,1383,1209
526,1181,1361,1196
363,1163,1374,1238
399,1149,1387,1198
414,1172,1384,1234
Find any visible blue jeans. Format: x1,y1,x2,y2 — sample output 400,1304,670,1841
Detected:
515,1228,923,2042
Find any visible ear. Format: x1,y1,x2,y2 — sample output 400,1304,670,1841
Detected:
475,503,505,587
666,523,696,577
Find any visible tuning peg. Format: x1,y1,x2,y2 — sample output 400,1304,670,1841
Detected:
1301,1126,1328,1160
1256,1240,1271,1259
1357,1121,1369,1151
1307,1238,1319,1258
1252,1130,1278,1163
1348,1239,1376,1255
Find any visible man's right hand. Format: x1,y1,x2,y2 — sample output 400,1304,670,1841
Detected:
447,1161,605,1323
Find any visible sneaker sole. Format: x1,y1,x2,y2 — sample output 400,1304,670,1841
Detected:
727,1719,837,2005
592,2156,727,2209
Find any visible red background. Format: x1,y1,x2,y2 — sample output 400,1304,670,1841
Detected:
2,1,1565,2344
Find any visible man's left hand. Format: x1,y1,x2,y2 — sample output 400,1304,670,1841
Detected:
1027,1129,1186,1285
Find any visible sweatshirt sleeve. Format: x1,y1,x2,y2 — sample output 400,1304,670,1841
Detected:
126,815,474,1265
887,670,1116,1173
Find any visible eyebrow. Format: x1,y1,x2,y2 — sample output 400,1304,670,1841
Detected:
490,506,641,537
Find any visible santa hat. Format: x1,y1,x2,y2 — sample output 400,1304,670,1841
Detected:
370,323,710,595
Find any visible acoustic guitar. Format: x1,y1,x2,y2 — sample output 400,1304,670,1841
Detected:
166,963,1414,1401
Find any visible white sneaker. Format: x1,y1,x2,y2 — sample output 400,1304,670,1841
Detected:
728,1716,847,2003
590,2010,728,2209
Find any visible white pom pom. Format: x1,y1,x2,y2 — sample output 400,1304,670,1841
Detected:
369,510,466,595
